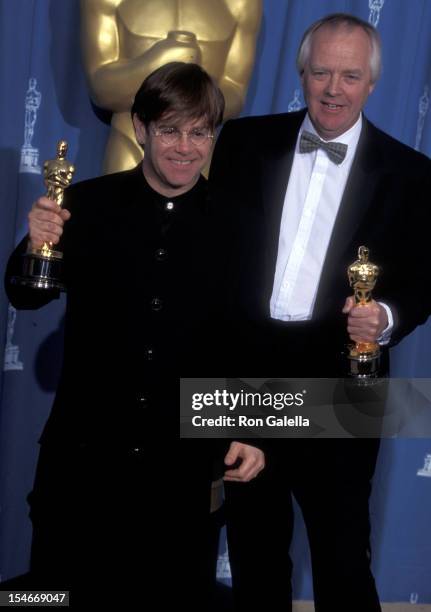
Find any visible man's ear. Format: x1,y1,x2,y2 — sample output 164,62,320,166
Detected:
133,113,147,146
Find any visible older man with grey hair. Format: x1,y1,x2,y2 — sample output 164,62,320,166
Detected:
210,12,431,612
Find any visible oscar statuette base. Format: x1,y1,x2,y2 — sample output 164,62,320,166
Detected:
12,249,65,291
347,343,381,379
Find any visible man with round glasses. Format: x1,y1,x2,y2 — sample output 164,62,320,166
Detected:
131,75,216,197
5,62,264,609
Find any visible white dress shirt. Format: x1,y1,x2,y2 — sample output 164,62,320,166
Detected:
270,113,392,342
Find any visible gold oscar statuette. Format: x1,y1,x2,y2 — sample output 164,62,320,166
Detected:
347,246,381,378
13,140,75,291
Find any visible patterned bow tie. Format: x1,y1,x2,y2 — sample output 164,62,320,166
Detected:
299,130,348,165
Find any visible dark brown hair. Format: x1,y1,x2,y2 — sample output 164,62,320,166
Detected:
131,62,225,130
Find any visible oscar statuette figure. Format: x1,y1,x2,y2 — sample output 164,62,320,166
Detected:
13,140,75,291
347,246,381,378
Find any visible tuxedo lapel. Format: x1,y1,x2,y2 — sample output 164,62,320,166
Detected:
313,118,383,316
259,111,306,299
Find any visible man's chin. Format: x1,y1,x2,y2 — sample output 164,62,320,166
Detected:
164,173,200,192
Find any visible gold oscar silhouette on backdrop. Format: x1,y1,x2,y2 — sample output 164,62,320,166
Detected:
80,0,262,174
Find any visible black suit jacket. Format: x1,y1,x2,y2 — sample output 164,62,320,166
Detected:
209,109,431,376
5,166,235,594
5,166,221,449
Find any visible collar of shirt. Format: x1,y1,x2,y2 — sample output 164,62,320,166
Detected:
298,113,363,167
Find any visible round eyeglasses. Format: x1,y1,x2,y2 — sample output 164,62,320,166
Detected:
152,126,214,146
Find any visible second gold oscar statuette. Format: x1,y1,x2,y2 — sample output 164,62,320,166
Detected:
346,246,381,378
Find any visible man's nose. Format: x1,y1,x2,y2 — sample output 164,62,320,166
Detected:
175,132,193,152
325,74,341,96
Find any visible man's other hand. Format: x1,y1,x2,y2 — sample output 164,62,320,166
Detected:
223,442,265,482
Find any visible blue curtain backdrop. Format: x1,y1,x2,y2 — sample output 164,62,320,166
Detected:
0,0,430,603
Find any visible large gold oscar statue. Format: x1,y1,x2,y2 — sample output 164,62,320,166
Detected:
80,0,263,174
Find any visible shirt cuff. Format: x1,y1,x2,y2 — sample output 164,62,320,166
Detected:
377,302,394,345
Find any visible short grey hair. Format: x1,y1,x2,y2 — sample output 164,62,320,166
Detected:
296,13,382,84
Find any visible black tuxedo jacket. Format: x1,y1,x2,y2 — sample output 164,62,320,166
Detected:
209,109,431,376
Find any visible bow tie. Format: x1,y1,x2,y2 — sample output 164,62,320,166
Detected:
299,130,348,165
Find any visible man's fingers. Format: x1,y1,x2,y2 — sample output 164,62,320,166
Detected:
28,196,71,249
348,321,380,341
224,446,265,482
31,196,60,212
348,319,381,333
28,218,65,243
346,301,388,343
224,443,240,466
29,209,65,226
224,462,264,482
224,442,265,481
349,306,379,319
29,198,70,228
60,209,71,221
342,295,355,313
